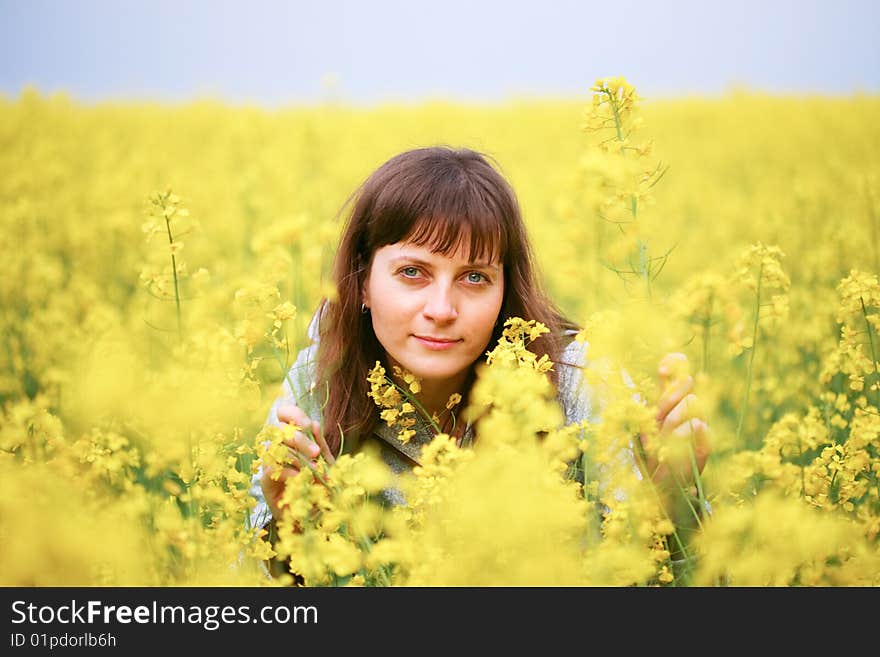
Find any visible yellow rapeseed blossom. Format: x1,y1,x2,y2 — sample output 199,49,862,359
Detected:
3,87,880,587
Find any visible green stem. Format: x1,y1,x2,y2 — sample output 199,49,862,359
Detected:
607,88,651,301
823,395,832,442
736,263,763,447
607,90,624,142
607,89,639,224
576,448,600,540
265,324,332,483
860,296,880,410
163,212,183,343
686,444,708,525
701,291,715,374
353,534,390,587
269,342,297,410
268,340,328,459
661,453,705,531
186,432,196,520
866,179,879,274
386,377,442,434
874,468,880,505
286,449,332,489
632,437,694,574
638,239,652,300
796,433,806,498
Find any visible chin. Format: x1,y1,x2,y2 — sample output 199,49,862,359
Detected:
400,354,469,381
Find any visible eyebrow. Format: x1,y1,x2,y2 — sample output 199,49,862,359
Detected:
390,255,501,271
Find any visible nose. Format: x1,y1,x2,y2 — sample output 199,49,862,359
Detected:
422,282,458,323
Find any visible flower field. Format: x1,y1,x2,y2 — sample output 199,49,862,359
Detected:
2,80,879,586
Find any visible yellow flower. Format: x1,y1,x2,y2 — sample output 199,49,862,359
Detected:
393,365,423,394
380,408,399,425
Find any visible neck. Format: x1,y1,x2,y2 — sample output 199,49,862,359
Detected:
412,368,473,429
418,374,466,418
381,353,475,432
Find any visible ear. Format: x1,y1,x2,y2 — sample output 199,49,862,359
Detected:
360,254,375,309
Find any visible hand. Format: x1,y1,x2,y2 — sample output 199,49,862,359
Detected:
639,353,711,490
260,402,333,521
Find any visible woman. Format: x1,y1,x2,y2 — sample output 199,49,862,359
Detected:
250,146,710,573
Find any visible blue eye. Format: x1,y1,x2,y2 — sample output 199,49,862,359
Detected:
467,272,486,284
401,267,420,277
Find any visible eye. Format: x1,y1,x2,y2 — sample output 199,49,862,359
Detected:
400,266,421,278
466,271,487,284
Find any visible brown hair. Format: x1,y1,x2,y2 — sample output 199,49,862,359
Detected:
316,146,577,456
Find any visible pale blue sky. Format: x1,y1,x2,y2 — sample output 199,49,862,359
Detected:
1,0,877,105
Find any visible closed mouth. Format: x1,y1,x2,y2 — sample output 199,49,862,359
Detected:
414,335,460,343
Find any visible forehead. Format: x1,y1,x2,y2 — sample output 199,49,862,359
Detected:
401,214,504,265
377,241,500,267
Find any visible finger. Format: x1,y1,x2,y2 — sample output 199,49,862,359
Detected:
643,418,710,488
637,432,660,476
670,417,707,439
692,421,711,473
637,432,670,484
658,352,689,388
310,420,336,465
287,429,321,460
669,418,709,469
660,393,698,434
278,404,330,461
656,375,694,422
261,463,300,488
277,402,311,429
269,467,303,512
676,418,710,478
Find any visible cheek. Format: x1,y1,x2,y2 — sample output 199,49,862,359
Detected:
470,293,504,337
478,306,499,333
370,292,417,342
368,275,403,315
373,292,416,323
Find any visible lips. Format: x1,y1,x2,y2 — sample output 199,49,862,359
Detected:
413,335,461,350
414,335,458,343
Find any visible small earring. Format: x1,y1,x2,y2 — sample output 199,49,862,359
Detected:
361,303,369,314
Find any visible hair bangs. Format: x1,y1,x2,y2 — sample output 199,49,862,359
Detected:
362,146,518,267
406,172,510,265
407,215,505,266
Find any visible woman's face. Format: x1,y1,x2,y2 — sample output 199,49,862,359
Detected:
363,240,504,386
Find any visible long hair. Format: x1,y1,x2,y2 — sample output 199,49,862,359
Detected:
316,146,578,456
